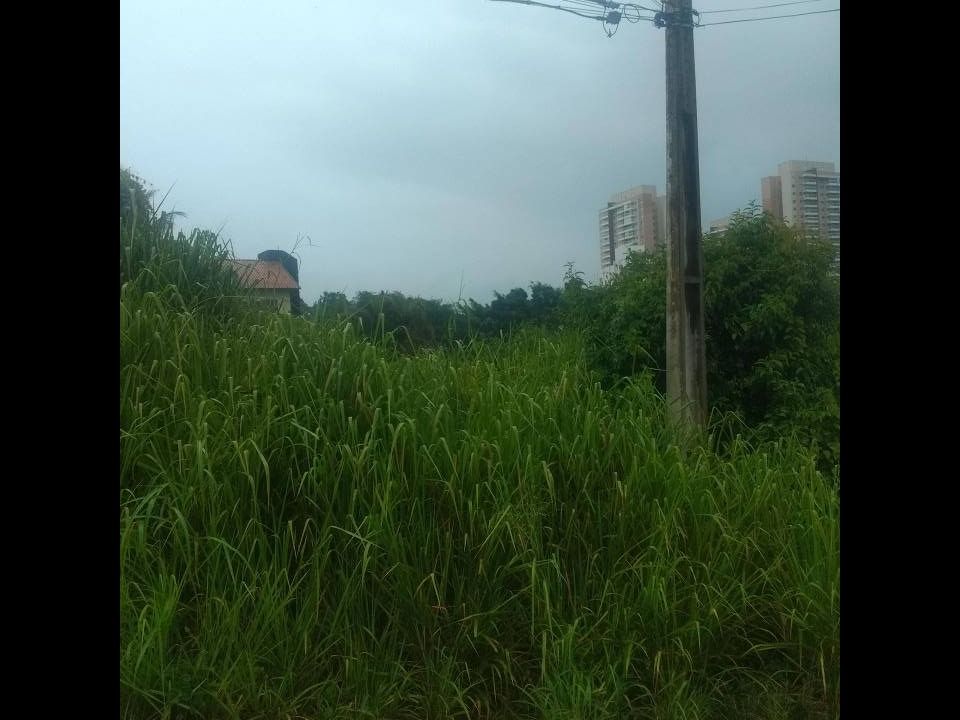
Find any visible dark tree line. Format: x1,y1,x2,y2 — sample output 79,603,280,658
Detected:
309,281,565,350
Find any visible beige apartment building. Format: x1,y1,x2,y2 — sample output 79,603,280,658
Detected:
762,160,840,249
599,185,665,274
761,175,783,220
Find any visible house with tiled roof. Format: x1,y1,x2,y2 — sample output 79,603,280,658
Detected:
227,250,303,314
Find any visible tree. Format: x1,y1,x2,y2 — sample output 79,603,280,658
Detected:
488,288,530,330
566,210,840,469
703,210,839,467
529,282,562,325
120,167,153,220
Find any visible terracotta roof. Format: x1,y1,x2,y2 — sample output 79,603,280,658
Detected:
227,259,299,290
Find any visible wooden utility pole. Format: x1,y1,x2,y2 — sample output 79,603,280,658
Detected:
488,0,709,428
662,0,707,427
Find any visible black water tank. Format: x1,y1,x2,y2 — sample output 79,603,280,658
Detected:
257,249,303,315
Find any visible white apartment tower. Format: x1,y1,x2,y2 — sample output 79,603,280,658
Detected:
762,160,840,252
599,185,664,274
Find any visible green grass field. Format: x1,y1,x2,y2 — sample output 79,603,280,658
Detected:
120,277,839,718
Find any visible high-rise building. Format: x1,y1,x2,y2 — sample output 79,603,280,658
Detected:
760,175,783,221
599,185,663,274
761,161,840,255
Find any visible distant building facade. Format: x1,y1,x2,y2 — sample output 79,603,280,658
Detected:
762,160,840,258
599,185,665,275
706,216,732,235
761,175,784,221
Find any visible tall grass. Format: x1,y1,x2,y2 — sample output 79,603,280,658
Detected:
120,196,244,317
120,278,839,718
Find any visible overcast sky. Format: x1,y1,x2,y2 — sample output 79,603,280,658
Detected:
120,0,840,304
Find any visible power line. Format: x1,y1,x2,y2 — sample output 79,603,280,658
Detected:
492,0,657,36
558,0,658,26
561,0,633,19
488,1,837,34
572,0,661,11
560,0,612,10
697,8,838,25
488,0,605,21
563,0,621,8
698,0,827,14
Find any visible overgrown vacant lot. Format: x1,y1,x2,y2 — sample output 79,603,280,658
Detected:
120,283,838,719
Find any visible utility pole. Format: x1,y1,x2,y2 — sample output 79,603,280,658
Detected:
660,0,707,427
488,1,839,428
488,0,708,428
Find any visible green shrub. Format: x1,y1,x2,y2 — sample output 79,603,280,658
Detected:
564,210,840,471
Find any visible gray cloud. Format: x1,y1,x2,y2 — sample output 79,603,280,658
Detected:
121,0,839,303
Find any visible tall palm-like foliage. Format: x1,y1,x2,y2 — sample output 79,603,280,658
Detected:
120,167,243,316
